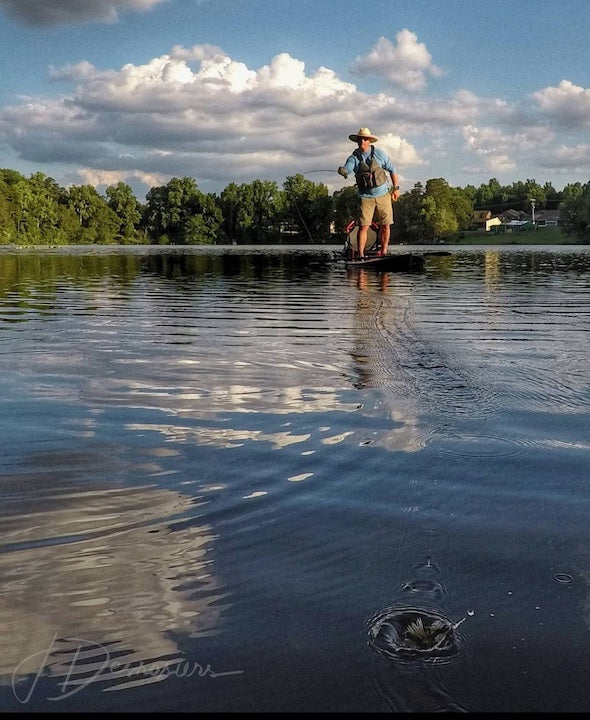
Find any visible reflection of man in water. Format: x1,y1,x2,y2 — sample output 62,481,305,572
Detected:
352,268,390,293
338,127,399,259
346,271,425,453
348,269,390,388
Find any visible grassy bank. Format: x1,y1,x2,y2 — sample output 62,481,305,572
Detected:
451,226,574,245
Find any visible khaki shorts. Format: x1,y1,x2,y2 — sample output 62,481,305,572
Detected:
359,192,393,227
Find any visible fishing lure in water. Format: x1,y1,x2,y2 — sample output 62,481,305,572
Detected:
404,616,466,650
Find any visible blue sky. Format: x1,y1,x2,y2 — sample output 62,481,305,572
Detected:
0,0,589,200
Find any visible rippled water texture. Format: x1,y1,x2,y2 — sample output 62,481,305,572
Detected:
0,244,589,712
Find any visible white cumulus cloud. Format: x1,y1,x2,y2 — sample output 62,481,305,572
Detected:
531,80,590,127
350,30,444,92
0,41,589,196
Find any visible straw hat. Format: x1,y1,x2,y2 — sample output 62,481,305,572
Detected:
349,127,378,143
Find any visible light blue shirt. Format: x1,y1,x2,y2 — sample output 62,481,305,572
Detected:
342,145,396,198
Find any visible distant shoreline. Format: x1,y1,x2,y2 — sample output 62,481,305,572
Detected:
394,226,578,246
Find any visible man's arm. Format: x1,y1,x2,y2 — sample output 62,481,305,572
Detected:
390,172,400,200
377,149,399,199
338,156,357,179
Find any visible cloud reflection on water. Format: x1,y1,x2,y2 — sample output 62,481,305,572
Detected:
0,473,223,691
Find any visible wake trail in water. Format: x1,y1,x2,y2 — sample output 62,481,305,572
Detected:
352,286,502,432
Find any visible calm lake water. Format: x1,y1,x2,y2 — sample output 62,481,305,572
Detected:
0,243,589,712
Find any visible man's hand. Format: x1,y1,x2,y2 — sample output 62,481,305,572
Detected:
337,166,348,179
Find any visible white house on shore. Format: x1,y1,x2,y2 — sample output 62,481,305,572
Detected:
471,210,503,232
471,207,562,232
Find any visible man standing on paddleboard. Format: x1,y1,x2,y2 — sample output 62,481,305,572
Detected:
338,127,399,259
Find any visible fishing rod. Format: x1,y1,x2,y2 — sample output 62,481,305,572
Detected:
302,169,340,175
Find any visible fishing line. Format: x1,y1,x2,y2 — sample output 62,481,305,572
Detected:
289,170,342,241
291,196,313,242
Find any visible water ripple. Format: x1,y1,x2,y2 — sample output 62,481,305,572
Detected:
436,433,527,459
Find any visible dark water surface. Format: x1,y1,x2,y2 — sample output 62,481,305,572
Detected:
0,244,589,712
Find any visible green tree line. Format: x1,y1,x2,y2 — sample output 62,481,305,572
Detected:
1,167,589,245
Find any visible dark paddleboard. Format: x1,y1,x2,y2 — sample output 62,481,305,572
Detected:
345,253,426,272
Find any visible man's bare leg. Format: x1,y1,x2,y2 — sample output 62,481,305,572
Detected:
380,224,391,255
357,225,369,257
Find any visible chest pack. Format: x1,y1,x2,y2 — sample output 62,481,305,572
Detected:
354,146,389,192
